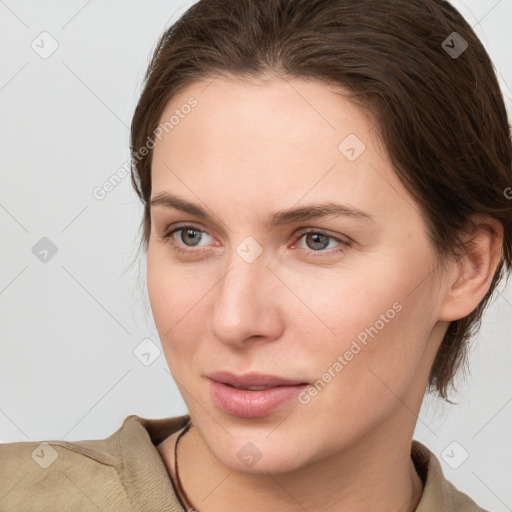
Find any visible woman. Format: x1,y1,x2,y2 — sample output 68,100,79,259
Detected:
1,0,510,510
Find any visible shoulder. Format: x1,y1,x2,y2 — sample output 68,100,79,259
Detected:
412,440,491,512
0,421,128,511
0,414,189,512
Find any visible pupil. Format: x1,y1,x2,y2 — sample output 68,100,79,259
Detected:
183,229,201,246
308,233,328,250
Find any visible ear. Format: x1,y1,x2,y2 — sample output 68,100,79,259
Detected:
438,214,504,322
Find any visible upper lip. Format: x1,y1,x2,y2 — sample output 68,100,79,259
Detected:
206,371,308,388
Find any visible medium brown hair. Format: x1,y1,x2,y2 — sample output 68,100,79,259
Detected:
130,0,512,401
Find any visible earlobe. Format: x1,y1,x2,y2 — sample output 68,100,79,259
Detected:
438,215,504,322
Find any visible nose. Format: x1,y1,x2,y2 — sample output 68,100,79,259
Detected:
209,246,284,349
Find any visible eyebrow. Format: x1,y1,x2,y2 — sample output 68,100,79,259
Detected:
150,192,376,227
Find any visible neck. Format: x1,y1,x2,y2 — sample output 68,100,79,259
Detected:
174,415,424,512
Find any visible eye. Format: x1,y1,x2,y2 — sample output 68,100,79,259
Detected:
159,224,351,258
160,224,214,254
294,229,351,257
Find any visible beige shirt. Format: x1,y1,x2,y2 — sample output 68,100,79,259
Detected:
0,414,489,511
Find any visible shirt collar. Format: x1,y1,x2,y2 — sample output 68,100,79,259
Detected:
116,414,482,511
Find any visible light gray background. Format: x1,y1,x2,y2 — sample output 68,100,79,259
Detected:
0,1,511,510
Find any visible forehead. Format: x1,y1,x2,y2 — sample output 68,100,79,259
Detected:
156,75,377,147
152,76,380,180
149,76,419,231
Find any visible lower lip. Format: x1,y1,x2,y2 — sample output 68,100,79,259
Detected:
209,379,307,418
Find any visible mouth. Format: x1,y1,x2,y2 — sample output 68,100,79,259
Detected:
224,384,280,391
206,371,309,418
206,370,309,389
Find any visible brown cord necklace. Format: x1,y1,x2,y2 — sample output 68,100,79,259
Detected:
173,421,200,512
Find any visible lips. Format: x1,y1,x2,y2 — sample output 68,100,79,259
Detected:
206,371,308,389
206,371,309,418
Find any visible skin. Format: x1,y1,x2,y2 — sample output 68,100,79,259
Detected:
148,75,503,512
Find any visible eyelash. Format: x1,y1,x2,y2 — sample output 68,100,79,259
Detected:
159,224,351,258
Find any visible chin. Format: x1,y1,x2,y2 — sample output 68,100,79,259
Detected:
204,432,314,476
227,453,306,476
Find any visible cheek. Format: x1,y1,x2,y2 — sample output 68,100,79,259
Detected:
298,266,433,391
147,243,199,322
147,248,198,349
346,310,434,418
286,267,405,352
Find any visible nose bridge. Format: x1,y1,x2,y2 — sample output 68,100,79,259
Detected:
216,239,268,310
210,237,280,343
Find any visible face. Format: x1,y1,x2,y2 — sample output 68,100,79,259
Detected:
147,76,449,474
